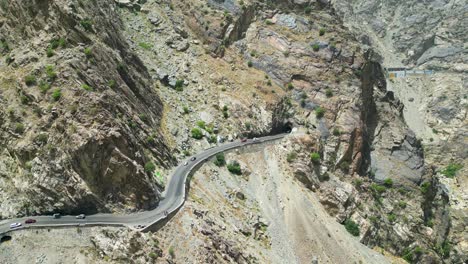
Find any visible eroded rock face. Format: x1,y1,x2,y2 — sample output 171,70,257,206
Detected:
0,0,172,217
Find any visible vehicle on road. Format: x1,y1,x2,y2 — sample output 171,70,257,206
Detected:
76,214,86,219
253,137,258,142
190,157,196,161
184,161,188,166
241,138,247,142
10,223,22,229
52,213,61,219
25,219,36,224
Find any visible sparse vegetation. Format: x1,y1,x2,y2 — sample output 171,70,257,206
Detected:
45,65,57,80
387,213,396,222
383,178,393,188
191,128,203,139
168,246,175,258
325,88,333,97
222,105,229,119
80,19,93,31
420,182,431,194
214,153,226,167
441,163,462,178
436,240,451,258
332,128,340,136
319,28,326,36
39,81,51,93
287,152,297,163
52,89,62,101
227,161,242,175
353,178,363,188
14,123,25,134
24,75,37,86
108,80,117,89
196,120,206,129
344,219,360,236
287,83,294,90
84,47,92,58
175,80,184,91
304,6,312,14
81,84,93,91
183,106,189,114
310,152,320,164
138,42,153,50
315,107,325,118
247,60,253,67
312,44,320,52
144,161,156,173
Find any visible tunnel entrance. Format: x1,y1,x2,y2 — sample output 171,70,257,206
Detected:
270,121,293,135
1,236,12,243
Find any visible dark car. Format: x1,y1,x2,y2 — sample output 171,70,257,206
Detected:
241,138,247,142
190,157,196,161
25,219,36,224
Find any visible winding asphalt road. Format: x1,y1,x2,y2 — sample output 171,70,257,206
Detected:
0,133,286,235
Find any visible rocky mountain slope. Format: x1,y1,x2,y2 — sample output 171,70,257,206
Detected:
0,0,466,263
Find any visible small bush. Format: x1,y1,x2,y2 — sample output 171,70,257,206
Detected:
315,107,325,118
175,80,184,91
265,19,273,25
144,161,156,173
247,60,253,67
80,19,93,31
325,88,333,97
39,81,51,94
383,178,393,188
36,133,48,144
420,182,431,194
227,161,242,175
344,219,360,236
319,28,326,36
339,161,350,172
287,83,294,90
46,47,54,57
214,153,226,167
402,248,414,263
45,65,57,80
81,84,93,91
148,252,157,259
332,128,340,136
183,106,189,114
108,80,116,89
370,183,386,196
84,47,92,58
441,163,462,178
196,120,206,129
398,201,407,209
304,6,312,14
51,89,62,101
191,128,203,139
436,240,451,258
24,75,37,86
310,152,320,164
168,246,175,258
138,42,153,50
387,213,396,222
14,123,25,134
286,152,297,163
353,179,363,188
312,44,320,52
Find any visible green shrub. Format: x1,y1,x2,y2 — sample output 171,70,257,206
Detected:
332,128,340,136
247,60,253,67
383,178,393,188
441,163,462,178
344,219,360,236
45,65,57,80
144,161,156,173
138,42,153,50
175,80,184,91
227,161,242,175
353,179,363,188
24,75,37,86
315,107,325,118
36,133,48,144
420,182,431,194
436,240,451,258
310,152,320,164
39,81,51,93
304,6,312,14
214,153,226,167
402,248,414,263
139,114,148,123
286,152,297,163
312,44,320,52
51,89,62,101
108,80,116,89
46,47,54,57
370,183,386,197
325,88,333,97
398,201,407,209
14,123,25,134
148,252,157,259
319,28,326,36
287,83,294,90
183,106,189,114
168,246,175,258
191,128,203,139
387,213,396,222
196,120,206,129
81,84,93,91
80,19,93,31
339,161,350,172
84,47,92,58
265,19,273,25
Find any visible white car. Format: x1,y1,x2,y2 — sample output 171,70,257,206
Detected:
184,161,188,166
76,214,86,219
10,222,22,229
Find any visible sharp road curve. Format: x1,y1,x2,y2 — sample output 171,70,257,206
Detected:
0,134,286,235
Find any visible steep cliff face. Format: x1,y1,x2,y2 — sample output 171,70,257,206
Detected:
0,0,173,217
